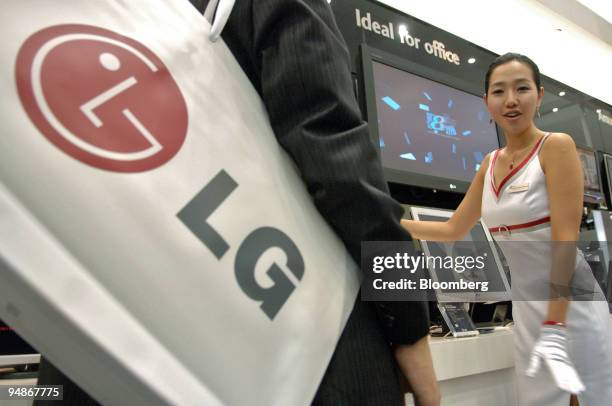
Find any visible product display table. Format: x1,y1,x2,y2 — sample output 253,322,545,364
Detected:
406,328,517,406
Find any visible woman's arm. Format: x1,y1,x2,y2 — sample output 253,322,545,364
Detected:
401,153,491,241
540,133,583,322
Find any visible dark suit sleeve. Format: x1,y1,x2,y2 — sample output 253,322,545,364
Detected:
241,0,429,344
250,1,403,259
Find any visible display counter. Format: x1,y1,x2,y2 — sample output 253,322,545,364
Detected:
406,328,517,406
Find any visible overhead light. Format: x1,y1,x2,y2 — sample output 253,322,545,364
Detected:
559,91,566,96
552,107,559,112
468,57,476,64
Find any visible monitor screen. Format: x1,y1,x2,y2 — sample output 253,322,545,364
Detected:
369,59,498,192
603,153,612,208
576,147,604,205
408,206,510,302
0,319,38,367
590,210,612,307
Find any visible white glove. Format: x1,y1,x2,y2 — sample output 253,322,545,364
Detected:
526,324,585,394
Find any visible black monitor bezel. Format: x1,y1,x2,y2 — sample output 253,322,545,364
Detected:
0,319,38,367
601,151,612,209
576,145,606,207
403,205,511,303
360,44,501,194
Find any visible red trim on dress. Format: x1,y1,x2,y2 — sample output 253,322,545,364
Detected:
491,136,545,198
488,216,551,234
490,149,500,195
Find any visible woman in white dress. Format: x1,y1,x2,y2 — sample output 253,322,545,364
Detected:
401,53,612,405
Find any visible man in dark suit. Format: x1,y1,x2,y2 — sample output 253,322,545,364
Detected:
189,1,439,405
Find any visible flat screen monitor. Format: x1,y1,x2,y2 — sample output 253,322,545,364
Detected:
362,45,499,193
602,152,612,209
590,210,612,307
0,319,39,368
406,206,511,302
576,147,605,206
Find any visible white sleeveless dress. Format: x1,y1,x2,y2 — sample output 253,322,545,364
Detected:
481,134,612,405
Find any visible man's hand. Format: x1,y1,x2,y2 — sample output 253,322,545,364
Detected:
395,336,441,406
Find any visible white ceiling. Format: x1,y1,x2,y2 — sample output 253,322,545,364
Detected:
575,0,612,24
375,0,612,106
536,0,612,46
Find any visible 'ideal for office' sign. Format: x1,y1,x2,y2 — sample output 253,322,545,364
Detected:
0,1,359,405
355,8,462,65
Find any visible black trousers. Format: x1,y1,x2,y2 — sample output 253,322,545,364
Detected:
312,298,404,406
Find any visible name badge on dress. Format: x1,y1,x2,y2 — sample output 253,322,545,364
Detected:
508,182,530,193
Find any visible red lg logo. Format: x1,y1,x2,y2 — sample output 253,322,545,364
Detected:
15,24,188,172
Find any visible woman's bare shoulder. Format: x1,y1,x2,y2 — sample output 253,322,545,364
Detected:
542,132,576,151
540,132,578,171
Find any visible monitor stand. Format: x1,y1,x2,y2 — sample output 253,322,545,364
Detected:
437,303,479,338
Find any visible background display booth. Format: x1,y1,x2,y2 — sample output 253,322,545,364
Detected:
330,1,612,404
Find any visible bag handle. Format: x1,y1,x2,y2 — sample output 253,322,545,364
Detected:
205,0,235,42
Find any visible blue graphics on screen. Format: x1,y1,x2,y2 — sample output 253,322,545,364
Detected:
379,137,385,147
426,112,457,136
372,61,498,184
404,132,411,145
382,96,400,110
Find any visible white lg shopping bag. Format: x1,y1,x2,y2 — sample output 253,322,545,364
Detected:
0,1,360,405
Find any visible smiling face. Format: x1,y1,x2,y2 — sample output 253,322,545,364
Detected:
484,60,544,135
